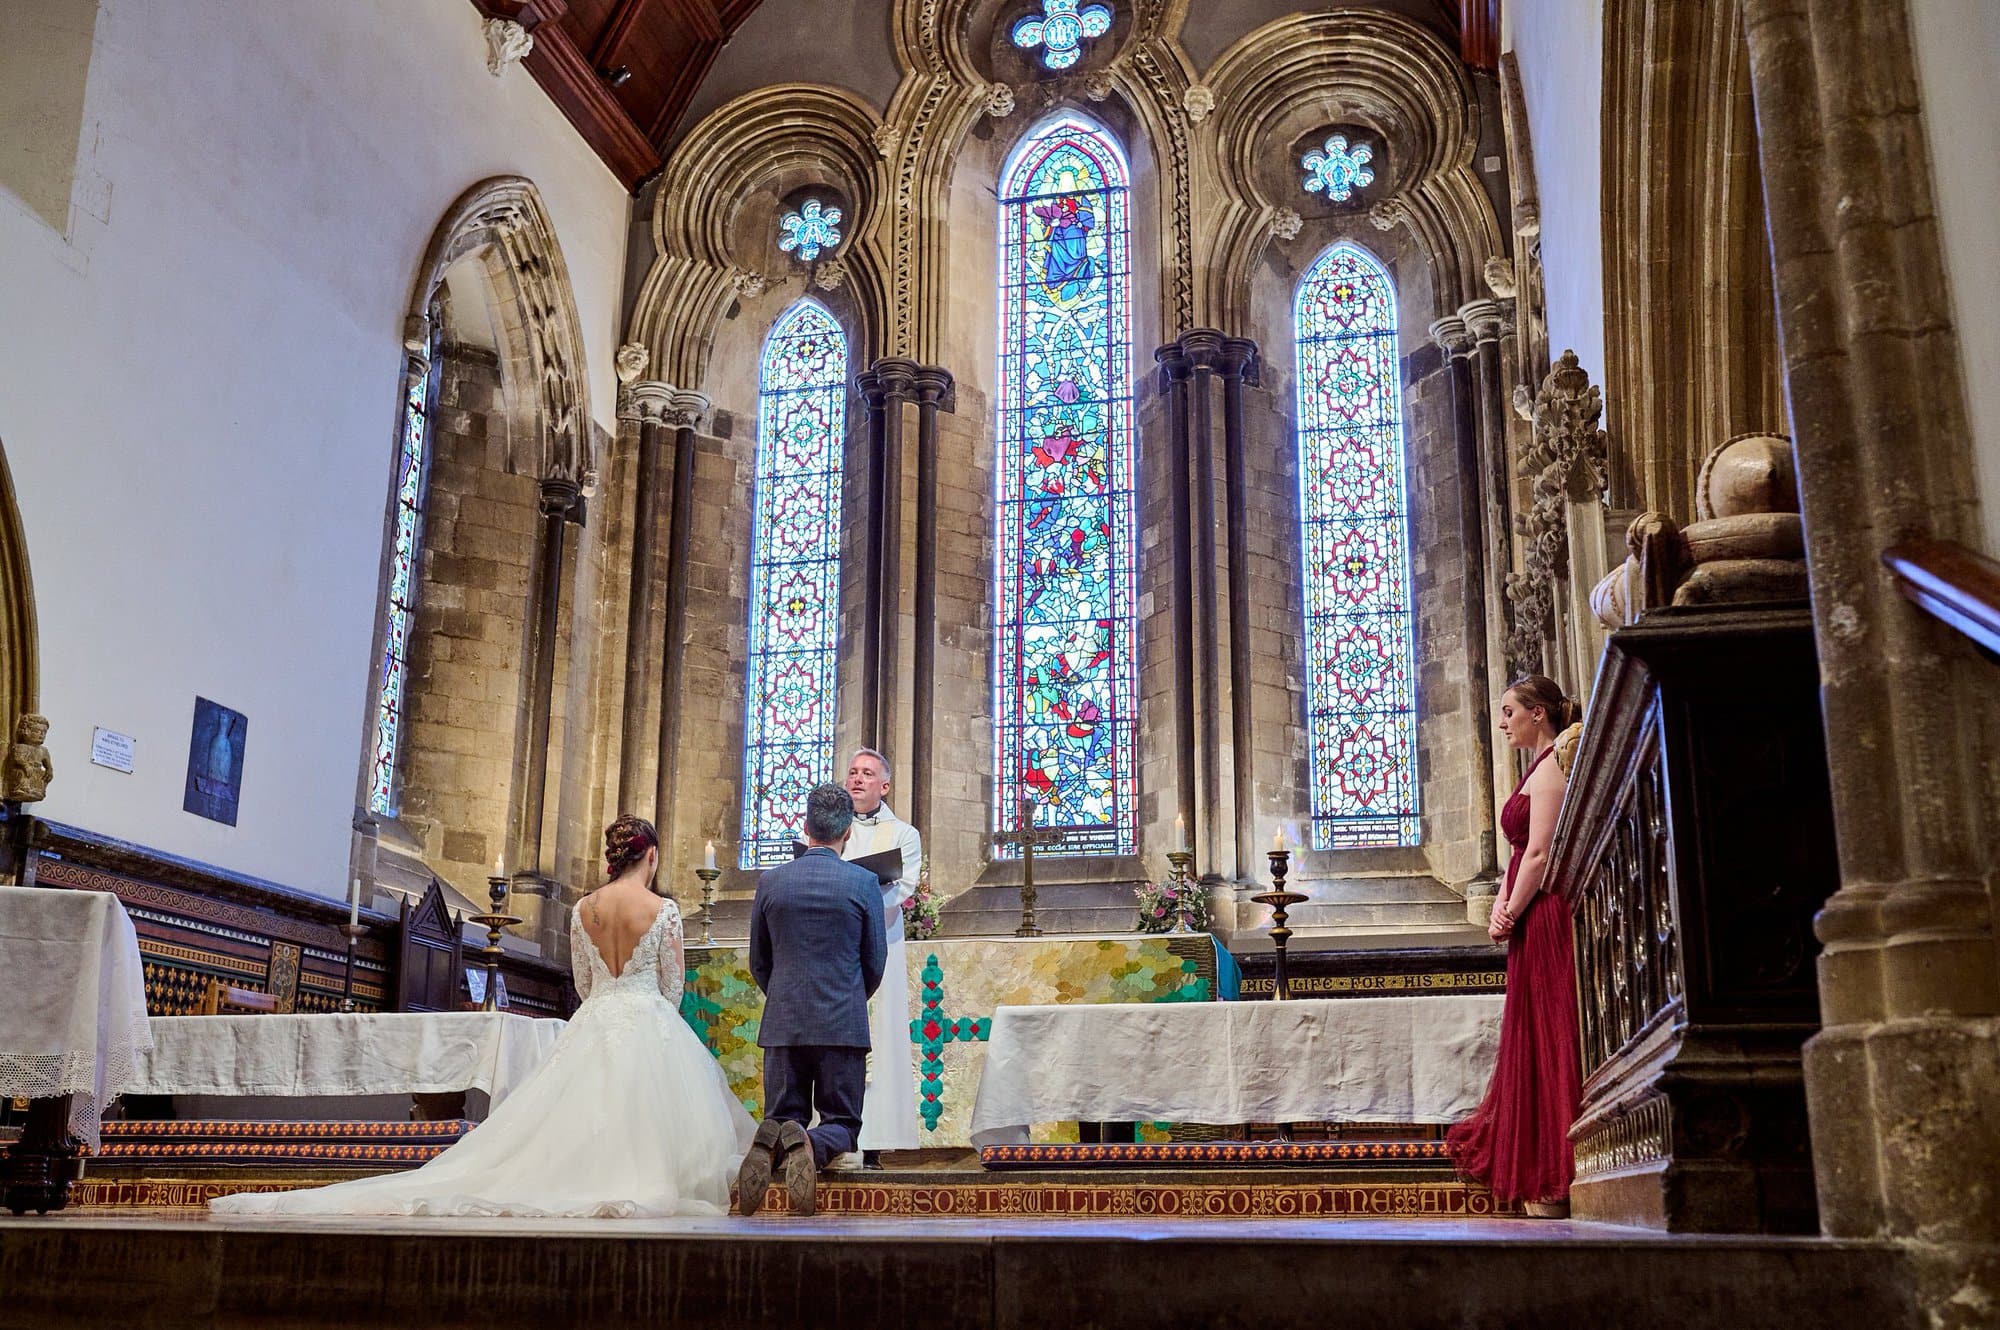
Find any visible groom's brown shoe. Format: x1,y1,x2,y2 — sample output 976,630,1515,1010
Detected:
776,1121,816,1216
736,1117,785,1216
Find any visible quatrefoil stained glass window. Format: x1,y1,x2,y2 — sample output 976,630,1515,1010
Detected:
1011,0,1113,71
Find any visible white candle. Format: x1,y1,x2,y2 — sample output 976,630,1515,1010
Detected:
1272,826,1285,853
1174,814,1188,853
703,840,717,872
494,853,505,880
348,877,360,927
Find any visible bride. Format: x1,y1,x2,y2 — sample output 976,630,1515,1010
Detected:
211,815,755,1218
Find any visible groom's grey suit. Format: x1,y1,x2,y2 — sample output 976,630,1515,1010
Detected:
749,845,887,1167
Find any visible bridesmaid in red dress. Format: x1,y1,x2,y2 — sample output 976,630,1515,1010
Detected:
1447,674,1582,1215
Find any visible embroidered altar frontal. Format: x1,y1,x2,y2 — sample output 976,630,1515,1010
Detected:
682,933,1239,1148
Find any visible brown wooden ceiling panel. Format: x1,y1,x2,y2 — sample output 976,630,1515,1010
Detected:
472,0,764,191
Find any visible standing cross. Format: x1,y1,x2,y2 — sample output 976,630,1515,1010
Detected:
993,797,1066,937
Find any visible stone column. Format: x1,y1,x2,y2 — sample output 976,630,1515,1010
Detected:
1155,330,1260,881
616,380,673,815
856,358,953,809
1216,337,1260,884
1154,342,1199,868
651,390,710,850
909,365,956,833
1740,0,2000,1309
517,476,581,875
1432,312,1502,884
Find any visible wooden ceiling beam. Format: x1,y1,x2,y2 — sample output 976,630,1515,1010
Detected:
590,0,651,68
659,0,724,42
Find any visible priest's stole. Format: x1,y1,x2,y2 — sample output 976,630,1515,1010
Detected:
681,933,1240,1148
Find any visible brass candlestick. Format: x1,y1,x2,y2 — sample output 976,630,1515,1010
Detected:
469,874,523,1012
1252,848,1307,1001
1166,849,1194,933
694,866,720,945
339,922,368,1013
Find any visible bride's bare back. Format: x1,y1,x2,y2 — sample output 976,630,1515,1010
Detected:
577,878,669,977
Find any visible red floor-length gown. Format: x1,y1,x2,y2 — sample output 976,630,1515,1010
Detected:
1446,746,1582,1205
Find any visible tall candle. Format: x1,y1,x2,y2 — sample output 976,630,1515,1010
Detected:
703,840,717,872
348,877,360,927
494,853,505,881
1272,826,1285,853
1174,814,1188,853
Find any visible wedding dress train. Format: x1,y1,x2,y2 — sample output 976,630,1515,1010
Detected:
211,898,754,1218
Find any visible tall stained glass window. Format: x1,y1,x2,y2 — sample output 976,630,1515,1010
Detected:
739,300,848,867
1295,243,1419,849
368,346,438,816
993,113,1137,856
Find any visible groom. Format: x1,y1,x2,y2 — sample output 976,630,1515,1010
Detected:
737,783,887,1217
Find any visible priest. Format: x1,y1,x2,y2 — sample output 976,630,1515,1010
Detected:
842,747,922,1165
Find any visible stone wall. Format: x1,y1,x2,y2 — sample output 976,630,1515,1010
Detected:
399,348,537,905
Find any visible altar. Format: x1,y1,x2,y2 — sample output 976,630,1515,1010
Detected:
681,932,1239,1148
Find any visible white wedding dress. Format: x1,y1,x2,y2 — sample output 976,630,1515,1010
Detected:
211,898,754,1218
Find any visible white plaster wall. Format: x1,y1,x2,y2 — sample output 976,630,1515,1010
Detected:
1910,0,2000,556
0,0,630,897
1503,0,1608,399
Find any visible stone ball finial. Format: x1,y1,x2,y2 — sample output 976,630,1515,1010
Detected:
1695,432,1799,522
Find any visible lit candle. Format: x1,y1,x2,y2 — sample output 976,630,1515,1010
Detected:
348,877,360,928
703,840,717,872
1174,814,1188,853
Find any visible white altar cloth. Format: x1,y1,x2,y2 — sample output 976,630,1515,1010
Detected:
0,886,154,1150
970,995,1503,1145
134,1012,566,1109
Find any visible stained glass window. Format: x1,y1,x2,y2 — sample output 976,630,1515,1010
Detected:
1011,0,1113,70
1295,243,1419,849
367,348,437,816
739,300,848,868
1301,134,1376,202
993,113,1136,857
778,198,843,263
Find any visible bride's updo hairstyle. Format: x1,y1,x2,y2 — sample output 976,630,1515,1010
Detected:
603,815,659,884
1505,674,1580,731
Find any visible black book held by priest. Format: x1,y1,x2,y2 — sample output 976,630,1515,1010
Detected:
792,842,903,885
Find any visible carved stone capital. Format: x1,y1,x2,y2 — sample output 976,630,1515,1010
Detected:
912,365,957,414
664,389,711,431
623,379,677,425
538,476,582,520
860,356,921,403
1429,315,1472,358
483,18,534,78
1459,298,1505,346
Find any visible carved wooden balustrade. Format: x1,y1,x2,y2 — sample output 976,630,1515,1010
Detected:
1548,605,1837,1233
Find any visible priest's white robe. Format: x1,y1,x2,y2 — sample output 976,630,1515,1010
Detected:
845,801,922,1151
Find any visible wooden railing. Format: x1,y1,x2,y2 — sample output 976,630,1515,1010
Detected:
1883,537,2000,658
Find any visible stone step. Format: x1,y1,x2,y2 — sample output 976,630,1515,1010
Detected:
1,1214,1922,1330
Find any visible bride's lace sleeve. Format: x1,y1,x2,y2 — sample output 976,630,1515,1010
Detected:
657,898,686,1006
568,903,594,1003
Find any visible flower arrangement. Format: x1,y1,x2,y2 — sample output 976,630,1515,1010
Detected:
1134,874,1211,934
902,855,944,941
